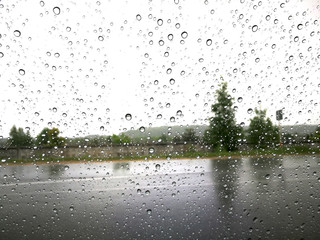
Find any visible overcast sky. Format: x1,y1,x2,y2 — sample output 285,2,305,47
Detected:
0,0,319,138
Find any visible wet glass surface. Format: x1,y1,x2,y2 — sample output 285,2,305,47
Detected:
1,155,319,239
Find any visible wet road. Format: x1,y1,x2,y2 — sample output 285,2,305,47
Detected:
0,155,319,239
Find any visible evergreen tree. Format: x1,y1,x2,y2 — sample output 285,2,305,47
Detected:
204,81,242,151
247,109,279,148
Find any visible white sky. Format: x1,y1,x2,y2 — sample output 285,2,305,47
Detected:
0,0,319,138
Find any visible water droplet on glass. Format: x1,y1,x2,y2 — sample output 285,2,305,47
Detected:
137,189,141,194
53,107,57,113
53,7,60,15
252,25,258,32
155,164,160,170
53,7,61,15
297,24,303,30
98,36,104,41
0,52,4,58
170,117,175,122
176,110,182,116
136,14,142,21
139,126,145,132
265,15,271,21
169,78,175,85
100,126,104,131
237,97,243,103
168,34,173,41
206,39,212,46
64,166,69,170
247,108,253,114
148,147,155,154
181,31,188,39
147,209,152,215
157,114,162,119
157,19,163,26
35,112,39,117
69,206,74,211
265,174,270,179
154,80,159,85
125,113,132,121
18,69,25,76
13,30,21,37
62,113,67,117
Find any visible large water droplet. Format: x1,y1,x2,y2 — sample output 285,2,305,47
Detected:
136,14,142,21
252,25,258,32
19,69,25,76
139,126,145,132
148,147,155,154
147,209,152,215
247,108,253,114
237,97,243,103
13,30,21,37
169,78,175,85
297,24,303,30
157,19,163,26
155,164,160,170
206,39,212,46
125,113,132,121
168,34,173,41
170,117,175,122
53,7,61,15
181,31,188,39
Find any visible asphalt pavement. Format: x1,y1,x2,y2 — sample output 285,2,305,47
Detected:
0,155,319,239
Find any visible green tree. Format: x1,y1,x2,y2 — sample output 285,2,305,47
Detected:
182,128,198,143
310,125,320,142
36,127,65,147
247,109,279,148
9,125,33,147
111,134,131,144
204,81,242,151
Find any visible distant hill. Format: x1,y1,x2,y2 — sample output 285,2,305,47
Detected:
121,124,319,139
122,125,209,139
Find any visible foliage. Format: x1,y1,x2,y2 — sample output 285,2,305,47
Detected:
247,109,279,148
310,125,320,142
36,127,65,147
111,134,131,144
204,81,243,151
9,125,33,147
181,128,198,143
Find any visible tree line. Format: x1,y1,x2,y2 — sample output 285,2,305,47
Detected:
5,80,320,150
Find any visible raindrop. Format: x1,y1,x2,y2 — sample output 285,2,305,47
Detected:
158,40,164,46
62,113,67,117
19,69,25,76
139,126,145,132
13,30,21,37
137,189,141,194
148,147,155,154
297,24,303,30
34,112,39,117
155,164,160,170
169,78,175,85
176,110,182,116
170,117,175,122
157,19,163,26
181,31,188,39
154,80,159,85
100,126,104,131
237,97,243,103
53,7,61,15
252,25,258,32
247,108,253,114
69,206,74,212
294,36,299,42
168,34,173,41
265,15,271,21
64,166,69,170
53,107,57,113
98,36,104,41
157,114,162,119
147,209,152,215
66,27,71,32
0,52,4,58
136,14,142,21
265,174,270,179
145,190,150,195
125,113,132,121
206,39,212,46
